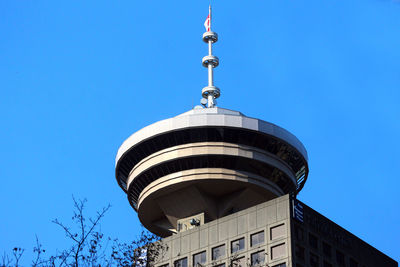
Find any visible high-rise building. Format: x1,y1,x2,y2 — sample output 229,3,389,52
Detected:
114,6,397,267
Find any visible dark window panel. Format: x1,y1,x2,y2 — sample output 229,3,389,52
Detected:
174,258,187,267
193,251,206,267
323,242,331,258
250,231,265,247
231,257,246,267
294,224,304,242
350,258,358,267
231,237,245,253
309,233,318,250
336,250,345,266
309,252,319,267
295,244,305,261
251,250,265,266
212,244,226,260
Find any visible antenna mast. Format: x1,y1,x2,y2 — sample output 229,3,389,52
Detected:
202,5,220,108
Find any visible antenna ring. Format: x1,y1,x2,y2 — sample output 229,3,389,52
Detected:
202,86,220,99
202,55,219,68
203,32,218,43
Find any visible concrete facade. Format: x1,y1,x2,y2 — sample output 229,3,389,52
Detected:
153,195,292,267
149,195,397,267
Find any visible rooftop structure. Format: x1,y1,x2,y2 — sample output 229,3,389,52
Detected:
115,107,308,237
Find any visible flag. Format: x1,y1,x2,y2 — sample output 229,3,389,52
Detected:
204,14,210,32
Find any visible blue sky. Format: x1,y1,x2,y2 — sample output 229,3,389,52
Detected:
1,0,399,263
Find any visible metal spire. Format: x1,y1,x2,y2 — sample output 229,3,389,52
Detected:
201,5,220,108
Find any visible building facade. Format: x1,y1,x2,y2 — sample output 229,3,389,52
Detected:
149,195,397,267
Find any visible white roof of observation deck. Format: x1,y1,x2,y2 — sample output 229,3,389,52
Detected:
115,107,308,167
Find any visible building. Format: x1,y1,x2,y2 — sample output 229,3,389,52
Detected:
114,6,397,267
145,195,397,267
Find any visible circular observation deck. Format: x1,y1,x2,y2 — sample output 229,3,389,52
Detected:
115,107,309,237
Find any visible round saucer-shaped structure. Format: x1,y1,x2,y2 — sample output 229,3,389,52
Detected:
115,107,308,237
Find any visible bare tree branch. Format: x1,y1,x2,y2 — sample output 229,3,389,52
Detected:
11,248,24,267
51,219,79,244
32,235,46,267
2,197,161,267
1,252,12,267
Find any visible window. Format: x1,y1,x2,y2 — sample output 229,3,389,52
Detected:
323,261,333,267
250,231,265,247
174,257,188,267
322,242,331,258
271,243,286,260
231,256,246,267
193,251,206,266
231,237,245,253
251,250,265,266
350,258,358,267
308,233,318,249
272,264,286,267
294,225,304,241
295,244,305,260
336,250,345,266
212,244,226,260
309,252,319,267
270,223,285,240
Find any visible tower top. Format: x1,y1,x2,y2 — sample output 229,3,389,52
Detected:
115,107,309,236
201,5,220,108
114,4,310,237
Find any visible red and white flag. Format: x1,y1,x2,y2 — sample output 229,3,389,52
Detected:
204,14,210,32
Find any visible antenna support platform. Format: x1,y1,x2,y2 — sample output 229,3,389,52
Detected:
203,32,218,43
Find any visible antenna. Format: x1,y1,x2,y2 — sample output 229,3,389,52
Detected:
201,5,220,108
